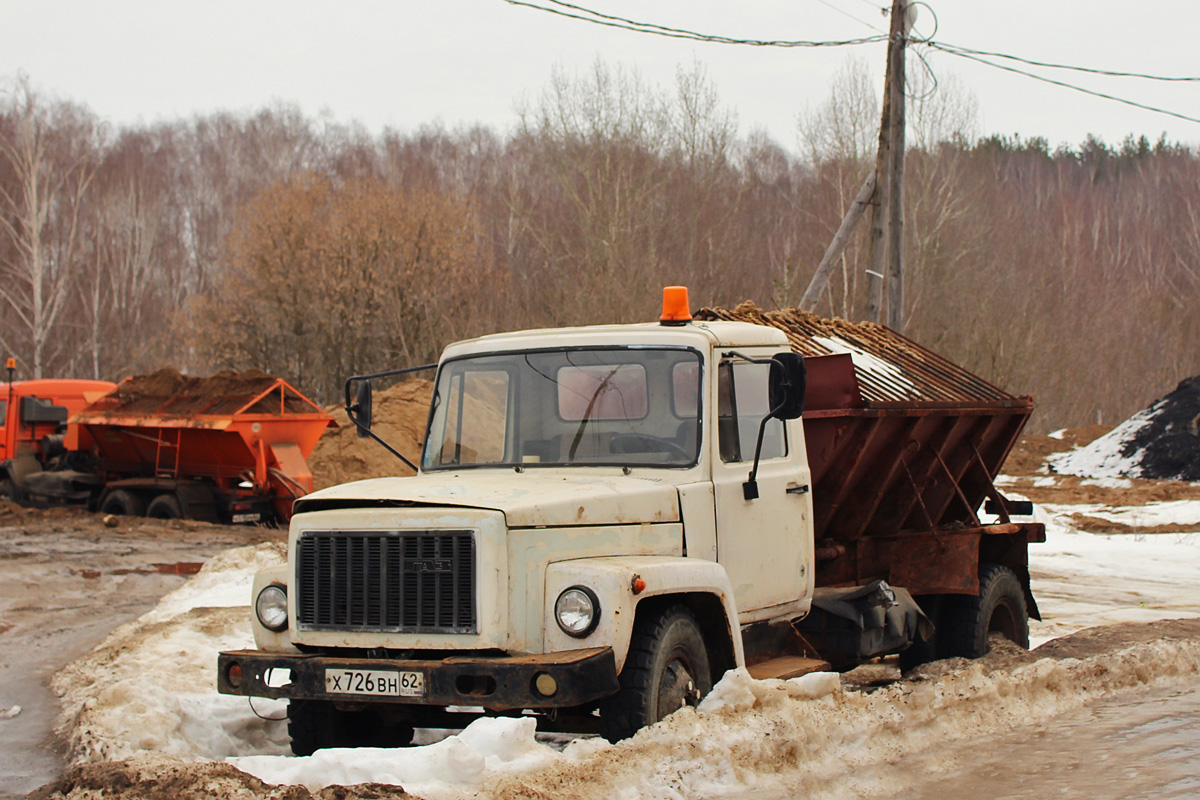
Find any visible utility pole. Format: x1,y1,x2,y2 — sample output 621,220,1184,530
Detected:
803,0,909,330
866,0,908,329
885,0,908,332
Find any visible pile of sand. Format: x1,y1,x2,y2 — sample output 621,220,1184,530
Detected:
307,380,433,490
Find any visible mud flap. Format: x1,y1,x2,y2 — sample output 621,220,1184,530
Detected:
796,580,935,666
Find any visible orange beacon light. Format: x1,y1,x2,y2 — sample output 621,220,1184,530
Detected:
659,286,692,326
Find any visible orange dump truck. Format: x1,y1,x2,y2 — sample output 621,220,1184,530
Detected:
0,367,334,524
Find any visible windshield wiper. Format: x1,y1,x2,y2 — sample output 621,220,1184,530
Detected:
567,365,622,461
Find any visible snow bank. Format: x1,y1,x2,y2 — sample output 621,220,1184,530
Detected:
230,716,601,796
52,543,290,763
223,641,1200,800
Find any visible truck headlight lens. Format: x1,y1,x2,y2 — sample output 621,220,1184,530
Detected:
256,584,289,632
555,586,599,637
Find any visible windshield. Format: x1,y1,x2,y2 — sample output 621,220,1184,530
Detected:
423,347,702,470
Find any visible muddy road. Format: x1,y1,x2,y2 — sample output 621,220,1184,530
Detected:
890,675,1200,800
0,505,278,799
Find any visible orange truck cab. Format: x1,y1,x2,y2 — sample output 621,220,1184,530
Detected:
0,378,117,503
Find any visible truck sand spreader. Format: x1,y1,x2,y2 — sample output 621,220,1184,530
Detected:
218,290,1043,750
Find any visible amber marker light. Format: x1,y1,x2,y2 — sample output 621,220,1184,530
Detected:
659,286,692,326
227,662,243,688
631,575,646,594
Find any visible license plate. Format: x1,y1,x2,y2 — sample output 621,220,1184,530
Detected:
325,668,424,697
231,512,261,523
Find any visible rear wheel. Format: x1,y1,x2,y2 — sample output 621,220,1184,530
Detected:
0,478,15,503
940,563,1029,658
600,605,713,743
99,489,145,517
146,493,182,520
288,699,415,755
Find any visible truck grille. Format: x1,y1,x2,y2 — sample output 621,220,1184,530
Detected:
296,530,476,633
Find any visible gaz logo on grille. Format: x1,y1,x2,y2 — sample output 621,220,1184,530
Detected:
404,559,452,572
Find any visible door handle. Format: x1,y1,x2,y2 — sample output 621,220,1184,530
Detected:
786,483,810,495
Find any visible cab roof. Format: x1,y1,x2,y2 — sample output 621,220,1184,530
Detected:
442,319,787,359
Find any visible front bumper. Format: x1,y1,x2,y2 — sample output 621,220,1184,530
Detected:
217,647,619,711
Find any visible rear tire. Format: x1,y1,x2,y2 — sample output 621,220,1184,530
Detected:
0,478,15,503
940,563,1029,658
288,699,415,755
600,605,713,743
146,493,182,520
99,489,145,517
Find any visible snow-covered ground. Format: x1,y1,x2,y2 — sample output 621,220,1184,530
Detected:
47,500,1200,800
1029,502,1200,644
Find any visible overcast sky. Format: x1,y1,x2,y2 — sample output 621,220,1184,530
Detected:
3,0,1198,152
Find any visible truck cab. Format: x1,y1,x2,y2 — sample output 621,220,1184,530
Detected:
218,293,1036,751
0,377,117,503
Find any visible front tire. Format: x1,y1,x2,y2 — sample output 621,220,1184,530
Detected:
600,605,713,743
940,563,1029,658
288,699,415,756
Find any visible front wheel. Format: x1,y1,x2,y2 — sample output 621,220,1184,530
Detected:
288,699,415,756
600,605,713,743
940,563,1030,659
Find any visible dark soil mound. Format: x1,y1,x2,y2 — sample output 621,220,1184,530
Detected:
1052,376,1200,481
1123,376,1200,480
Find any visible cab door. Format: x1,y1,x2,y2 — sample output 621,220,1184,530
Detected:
711,354,814,619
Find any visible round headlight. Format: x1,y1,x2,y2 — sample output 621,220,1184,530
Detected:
555,586,599,637
256,584,289,632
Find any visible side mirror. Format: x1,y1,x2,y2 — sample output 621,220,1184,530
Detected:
768,352,807,420
352,379,373,439
744,352,808,501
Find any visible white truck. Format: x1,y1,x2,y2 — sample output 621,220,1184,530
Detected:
218,290,1043,752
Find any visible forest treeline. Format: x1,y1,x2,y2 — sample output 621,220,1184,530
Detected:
1,65,1198,431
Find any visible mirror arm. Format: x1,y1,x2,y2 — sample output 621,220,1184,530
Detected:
743,396,789,501
343,362,437,474
345,409,419,472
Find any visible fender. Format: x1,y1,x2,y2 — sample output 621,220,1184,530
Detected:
252,564,299,654
544,555,743,673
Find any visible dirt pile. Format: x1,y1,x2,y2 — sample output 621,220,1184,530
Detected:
307,380,433,490
1051,376,1200,481
93,368,320,416
30,759,416,800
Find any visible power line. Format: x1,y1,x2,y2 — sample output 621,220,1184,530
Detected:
926,42,1200,125
503,0,1200,126
503,0,888,47
812,0,887,35
929,42,1200,82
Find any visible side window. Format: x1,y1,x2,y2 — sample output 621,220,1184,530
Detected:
437,370,510,465
717,361,786,463
0,399,6,426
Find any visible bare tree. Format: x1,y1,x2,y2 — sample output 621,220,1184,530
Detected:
0,79,100,377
